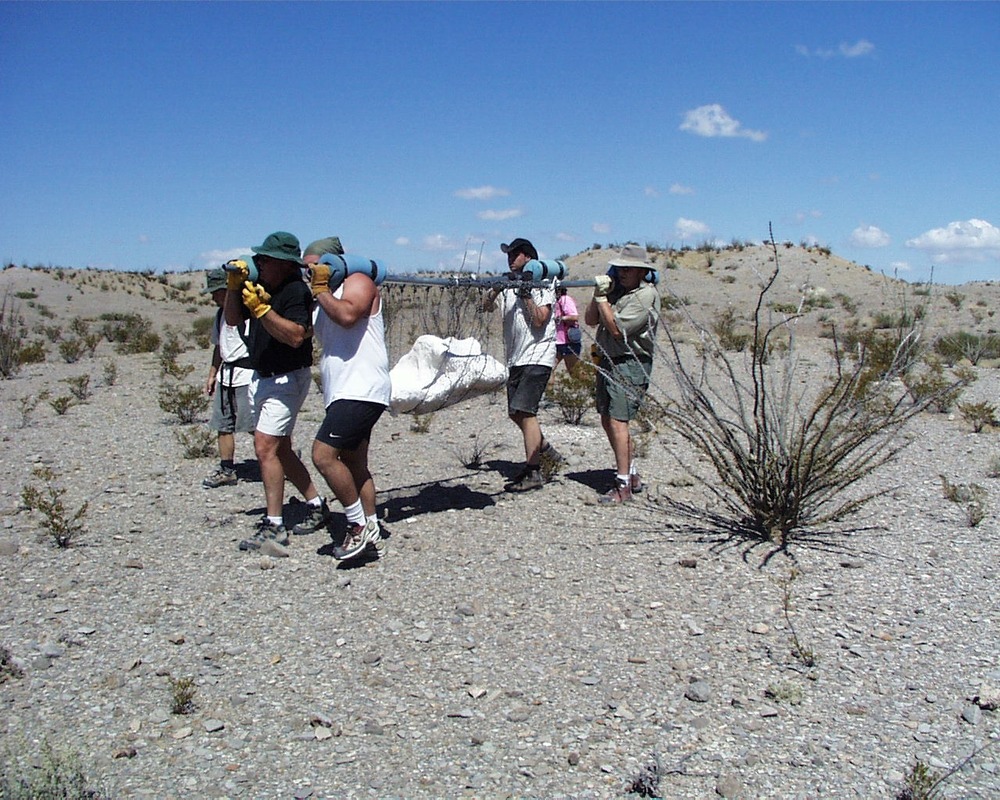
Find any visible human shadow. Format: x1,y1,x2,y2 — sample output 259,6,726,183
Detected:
234,459,261,484
379,475,496,523
561,468,611,493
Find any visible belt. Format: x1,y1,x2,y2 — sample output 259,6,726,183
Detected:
256,369,288,379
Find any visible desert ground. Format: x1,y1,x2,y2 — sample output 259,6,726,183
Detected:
0,244,997,799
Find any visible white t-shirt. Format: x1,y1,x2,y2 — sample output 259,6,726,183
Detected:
211,312,253,387
313,286,391,408
499,286,557,369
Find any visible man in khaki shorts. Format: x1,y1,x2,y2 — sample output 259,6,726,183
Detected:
223,231,328,550
584,244,659,503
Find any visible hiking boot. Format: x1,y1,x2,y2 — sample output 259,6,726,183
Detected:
291,500,331,535
630,473,643,494
599,480,633,504
333,518,382,562
540,442,565,464
504,468,543,492
202,469,237,489
238,518,289,551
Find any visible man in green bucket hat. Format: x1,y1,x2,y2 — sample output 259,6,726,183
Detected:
223,231,329,551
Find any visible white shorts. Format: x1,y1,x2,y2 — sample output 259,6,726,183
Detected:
249,367,312,437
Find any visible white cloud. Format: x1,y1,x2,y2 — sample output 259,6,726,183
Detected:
555,232,575,242
841,39,875,58
421,234,463,251
477,208,523,221
680,104,767,142
137,234,150,244
644,186,660,198
889,261,911,273
669,183,694,196
674,217,710,241
796,39,875,59
454,186,509,201
794,209,823,223
394,236,410,246
197,247,249,269
592,222,611,235
905,219,1000,264
850,224,891,248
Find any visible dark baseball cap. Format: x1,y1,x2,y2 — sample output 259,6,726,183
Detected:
500,238,538,260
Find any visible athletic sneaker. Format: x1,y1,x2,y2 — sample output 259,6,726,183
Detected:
238,518,289,551
333,518,382,562
202,469,237,489
599,480,633,504
630,473,643,494
504,468,543,492
291,500,331,535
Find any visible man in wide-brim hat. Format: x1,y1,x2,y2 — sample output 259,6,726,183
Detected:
584,243,660,503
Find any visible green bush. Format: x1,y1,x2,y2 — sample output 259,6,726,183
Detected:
0,290,25,378
21,466,88,548
158,383,208,424
547,367,594,425
17,340,46,365
100,312,160,354
933,331,1000,366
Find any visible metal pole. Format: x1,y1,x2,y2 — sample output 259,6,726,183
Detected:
383,274,596,289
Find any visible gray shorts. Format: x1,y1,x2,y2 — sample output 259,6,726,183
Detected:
596,359,651,422
209,382,254,434
507,364,552,416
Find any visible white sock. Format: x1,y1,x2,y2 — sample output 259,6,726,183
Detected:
307,496,324,508
267,514,283,527
344,499,365,527
616,474,630,486
629,461,637,476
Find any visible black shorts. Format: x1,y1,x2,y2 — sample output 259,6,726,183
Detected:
507,364,552,416
315,399,386,451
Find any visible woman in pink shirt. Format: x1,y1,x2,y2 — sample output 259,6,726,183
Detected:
553,285,582,376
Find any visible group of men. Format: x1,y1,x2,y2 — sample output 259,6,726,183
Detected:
202,231,660,562
203,231,388,561
482,238,659,503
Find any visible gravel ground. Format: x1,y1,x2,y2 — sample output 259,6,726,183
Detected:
0,255,998,798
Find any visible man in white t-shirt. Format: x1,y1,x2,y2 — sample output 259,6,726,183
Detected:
303,237,391,562
481,237,562,492
201,268,254,488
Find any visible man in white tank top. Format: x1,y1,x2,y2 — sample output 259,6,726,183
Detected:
304,238,391,562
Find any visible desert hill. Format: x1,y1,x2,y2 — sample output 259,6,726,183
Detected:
2,243,997,358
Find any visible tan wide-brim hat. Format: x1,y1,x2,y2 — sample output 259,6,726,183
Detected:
608,243,656,270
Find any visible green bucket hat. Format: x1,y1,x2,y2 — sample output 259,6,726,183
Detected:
303,236,345,258
202,268,227,294
251,231,304,265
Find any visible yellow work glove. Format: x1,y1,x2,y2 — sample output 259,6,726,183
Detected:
224,259,250,291
306,264,332,297
593,275,613,303
241,281,272,319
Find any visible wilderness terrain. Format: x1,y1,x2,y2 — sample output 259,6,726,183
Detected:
0,245,997,799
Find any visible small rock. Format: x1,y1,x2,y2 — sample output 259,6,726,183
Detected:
962,705,982,725
112,746,137,759
685,680,712,703
678,558,698,569
202,718,225,732
171,727,192,739
748,623,769,635
0,539,20,556
975,682,1000,710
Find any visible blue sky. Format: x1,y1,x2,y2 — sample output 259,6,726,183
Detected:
1,1,998,284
